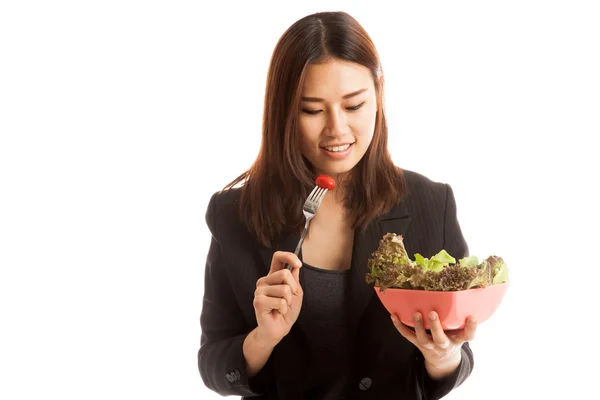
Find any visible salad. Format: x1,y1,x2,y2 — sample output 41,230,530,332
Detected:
365,233,508,292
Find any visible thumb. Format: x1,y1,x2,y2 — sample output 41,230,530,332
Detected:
269,251,302,274
290,263,302,290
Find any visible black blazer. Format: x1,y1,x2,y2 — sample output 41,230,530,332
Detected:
198,169,474,399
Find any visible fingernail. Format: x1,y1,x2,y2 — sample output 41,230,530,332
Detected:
470,316,478,324
391,315,398,323
429,312,437,320
295,260,302,267
414,313,421,321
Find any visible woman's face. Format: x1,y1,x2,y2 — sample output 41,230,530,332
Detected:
297,59,378,181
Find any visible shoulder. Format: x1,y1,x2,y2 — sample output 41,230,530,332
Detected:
394,169,467,257
400,168,452,207
204,187,244,242
402,168,448,194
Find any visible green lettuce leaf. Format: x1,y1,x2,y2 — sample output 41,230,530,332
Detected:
489,256,509,284
459,256,479,267
414,250,456,272
365,233,509,292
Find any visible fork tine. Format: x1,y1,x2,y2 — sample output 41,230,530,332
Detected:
313,187,328,205
307,185,319,200
306,186,321,202
308,187,324,202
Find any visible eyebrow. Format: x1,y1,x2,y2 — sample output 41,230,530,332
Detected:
301,88,368,103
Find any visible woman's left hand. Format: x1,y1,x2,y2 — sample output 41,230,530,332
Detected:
391,311,478,379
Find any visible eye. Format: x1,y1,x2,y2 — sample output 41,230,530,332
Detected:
346,102,365,111
301,109,322,115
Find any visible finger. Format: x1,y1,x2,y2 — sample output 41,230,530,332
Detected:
261,269,300,295
413,312,434,350
253,294,289,315
255,284,294,306
390,315,418,347
269,251,302,274
453,316,478,343
428,311,451,349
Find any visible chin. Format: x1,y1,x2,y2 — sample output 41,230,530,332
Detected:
314,161,358,177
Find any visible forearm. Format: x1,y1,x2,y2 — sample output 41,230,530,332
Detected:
242,327,277,377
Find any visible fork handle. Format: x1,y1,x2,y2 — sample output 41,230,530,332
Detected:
284,219,311,271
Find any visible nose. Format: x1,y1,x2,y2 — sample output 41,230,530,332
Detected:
326,107,347,137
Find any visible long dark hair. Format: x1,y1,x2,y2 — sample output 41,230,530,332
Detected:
225,11,406,247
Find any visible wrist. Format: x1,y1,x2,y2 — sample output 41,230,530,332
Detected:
243,328,278,378
252,327,280,350
424,351,462,380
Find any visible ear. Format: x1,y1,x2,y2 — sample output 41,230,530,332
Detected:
376,73,384,112
376,66,384,85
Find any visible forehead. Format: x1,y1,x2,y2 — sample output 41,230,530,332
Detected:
301,59,374,98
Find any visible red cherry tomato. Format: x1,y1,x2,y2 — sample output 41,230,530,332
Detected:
316,175,335,190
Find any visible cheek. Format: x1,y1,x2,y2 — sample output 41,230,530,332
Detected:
352,106,377,139
298,118,321,147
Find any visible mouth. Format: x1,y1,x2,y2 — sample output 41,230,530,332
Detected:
319,142,355,160
320,143,354,152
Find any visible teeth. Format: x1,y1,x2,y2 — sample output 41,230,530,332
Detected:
324,144,351,152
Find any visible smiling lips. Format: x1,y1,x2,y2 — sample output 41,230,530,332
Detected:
321,142,355,151
320,142,354,160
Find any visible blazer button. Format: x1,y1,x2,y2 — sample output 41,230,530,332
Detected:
359,377,372,391
226,369,242,383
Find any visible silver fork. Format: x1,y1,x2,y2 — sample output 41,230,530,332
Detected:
284,185,329,271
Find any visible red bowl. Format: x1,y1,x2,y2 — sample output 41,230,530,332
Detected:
374,283,509,330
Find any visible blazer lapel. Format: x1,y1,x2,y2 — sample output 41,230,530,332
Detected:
348,201,412,331
258,200,411,272
257,230,300,274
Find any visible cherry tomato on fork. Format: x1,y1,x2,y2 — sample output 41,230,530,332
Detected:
316,175,335,190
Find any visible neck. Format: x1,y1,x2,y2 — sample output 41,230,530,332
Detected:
316,170,351,194
320,186,349,218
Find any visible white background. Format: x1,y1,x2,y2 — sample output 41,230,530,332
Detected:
1,0,599,399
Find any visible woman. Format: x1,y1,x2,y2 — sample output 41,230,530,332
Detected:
198,11,477,399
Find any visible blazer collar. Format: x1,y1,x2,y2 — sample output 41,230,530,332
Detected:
257,198,411,328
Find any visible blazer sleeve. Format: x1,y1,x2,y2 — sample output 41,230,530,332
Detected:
419,183,475,400
197,192,267,397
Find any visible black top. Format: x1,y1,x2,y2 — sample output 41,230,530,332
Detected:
198,169,475,399
299,262,353,398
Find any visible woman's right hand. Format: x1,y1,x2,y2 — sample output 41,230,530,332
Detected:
253,251,304,347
